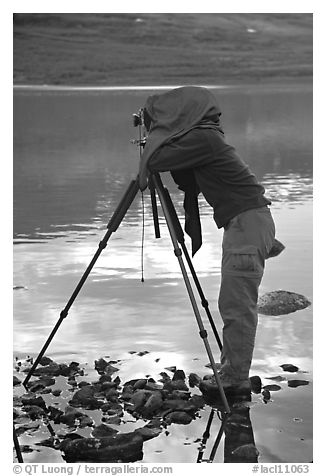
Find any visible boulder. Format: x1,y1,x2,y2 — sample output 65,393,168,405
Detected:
257,290,311,316
22,405,46,420
231,443,259,461
135,426,162,441
69,385,103,410
21,393,46,409
13,376,21,386
60,432,143,463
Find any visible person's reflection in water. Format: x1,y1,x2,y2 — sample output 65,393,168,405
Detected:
197,396,259,463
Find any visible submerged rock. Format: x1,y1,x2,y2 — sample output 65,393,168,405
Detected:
231,443,259,461
262,384,282,391
257,290,311,316
60,432,143,463
287,380,310,388
280,364,299,373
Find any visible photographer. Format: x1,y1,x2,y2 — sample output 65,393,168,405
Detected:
139,86,277,395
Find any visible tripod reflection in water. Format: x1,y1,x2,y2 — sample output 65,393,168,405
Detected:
197,396,258,463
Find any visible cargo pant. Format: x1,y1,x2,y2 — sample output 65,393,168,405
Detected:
218,206,276,383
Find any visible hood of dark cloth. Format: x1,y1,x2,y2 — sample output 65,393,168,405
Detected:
138,86,222,190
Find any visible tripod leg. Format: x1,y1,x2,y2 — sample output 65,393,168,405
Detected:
152,174,230,414
23,178,140,388
162,186,223,352
13,424,23,463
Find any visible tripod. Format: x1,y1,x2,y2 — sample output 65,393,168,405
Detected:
22,172,230,413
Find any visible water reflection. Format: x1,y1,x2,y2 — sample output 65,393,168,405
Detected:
13,86,312,242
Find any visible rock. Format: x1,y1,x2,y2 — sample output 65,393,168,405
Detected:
263,384,282,391
133,379,148,390
15,421,40,436
61,432,143,463
188,373,201,388
22,405,46,420
165,366,176,373
21,393,47,409
142,392,163,417
163,380,189,392
172,369,186,381
137,351,149,356
27,377,55,393
135,426,162,441
13,376,21,386
280,364,299,372
162,399,197,413
262,389,271,402
287,380,309,388
164,411,193,425
257,290,311,316
69,385,102,410
170,390,190,400
265,376,286,382
232,443,259,460
102,415,121,425
33,362,62,377
52,389,62,397
39,356,54,366
92,423,118,438
130,390,150,411
47,406,64,424
60,406,92,427
250,375,262,393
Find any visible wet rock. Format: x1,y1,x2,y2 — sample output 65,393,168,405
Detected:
13,376,21,386
145,381,163,392
47,406,64,424
172,369,186,381
133,379,148,390
231,443,259,461
33,362,62,377
39,356,54,366
170,390,190,400
52,389,62,397
262,389,271,402
265,375,286,382
27,377,55,393
164,411,193,425
130,390,151,411
61,432,143,463
21,393,47,409
135,426,162,441
163,380,189,392
250,376,262,393
165,366,176,373
287,380,310,388
102,415,121,425
280,364,299,372
162,399,197,413
22,405,46,420
69,385,103,410
263,384,282,391
142,392,163,417
16,421,40,436
60,406,93,427
188,373,201,388
257,290,311,316
92,423,118,438
137,351,149,356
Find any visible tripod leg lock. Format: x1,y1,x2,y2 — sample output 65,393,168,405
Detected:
60,310,68,319
199,329,208,339
174,248,182,257
98,240,107,251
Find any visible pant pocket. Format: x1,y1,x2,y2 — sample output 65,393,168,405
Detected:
222,245,263,277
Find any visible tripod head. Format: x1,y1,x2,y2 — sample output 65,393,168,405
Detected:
131,108,148,148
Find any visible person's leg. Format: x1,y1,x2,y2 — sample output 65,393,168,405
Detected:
218,207,275,385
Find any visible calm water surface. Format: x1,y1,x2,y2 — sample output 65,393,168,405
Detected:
13,85,312,463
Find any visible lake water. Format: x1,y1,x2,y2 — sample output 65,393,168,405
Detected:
13,84,313,463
